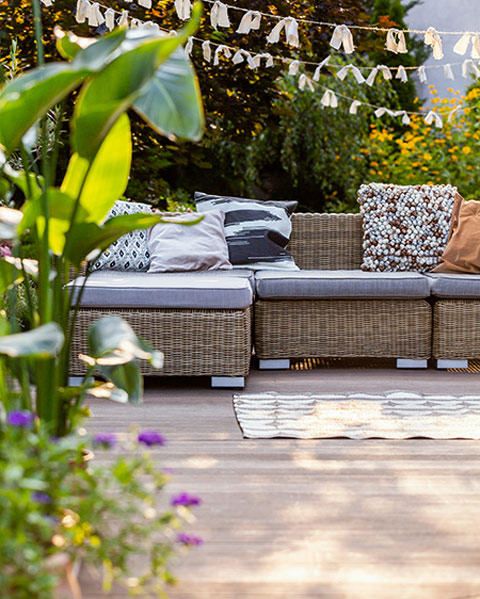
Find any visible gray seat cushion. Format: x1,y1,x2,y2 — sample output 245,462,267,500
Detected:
255,270,430,300
426,273,480,298
69,270,253,309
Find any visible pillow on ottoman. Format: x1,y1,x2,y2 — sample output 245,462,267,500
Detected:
358,183,457,272
195,192,299,270
147,210,232,273
433,195,480,273
91,200,153,272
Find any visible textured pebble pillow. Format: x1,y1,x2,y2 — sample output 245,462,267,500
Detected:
147,210,232,273
195,192,299,270
91,200,153,272
358,183,457,272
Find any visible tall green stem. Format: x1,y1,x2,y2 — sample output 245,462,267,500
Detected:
32,0,56,428
32,0,45,67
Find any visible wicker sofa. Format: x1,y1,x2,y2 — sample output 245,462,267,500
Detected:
255,213,433,369
69,212,478,387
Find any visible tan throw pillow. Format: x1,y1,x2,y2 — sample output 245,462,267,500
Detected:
147,210,233,273
432,195,480,273
358,183,457,272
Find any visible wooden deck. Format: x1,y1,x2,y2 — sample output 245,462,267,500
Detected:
82,364,480,599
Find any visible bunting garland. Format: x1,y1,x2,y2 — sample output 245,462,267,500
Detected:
43,0,480,65
55,0,477,131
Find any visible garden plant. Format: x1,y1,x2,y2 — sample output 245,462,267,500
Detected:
0,1,204,435
0,1,205,595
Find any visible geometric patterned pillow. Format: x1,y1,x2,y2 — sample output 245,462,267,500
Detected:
90,200,153,272
358,183,457,272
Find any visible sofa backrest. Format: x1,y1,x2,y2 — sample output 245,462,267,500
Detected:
289,213,363,270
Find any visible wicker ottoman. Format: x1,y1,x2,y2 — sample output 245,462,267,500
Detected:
69,271,253,387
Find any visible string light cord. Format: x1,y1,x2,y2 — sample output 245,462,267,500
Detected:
199,0,480,36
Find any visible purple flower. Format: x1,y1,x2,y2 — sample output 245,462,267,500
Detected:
7,410,35,428
177,533,204,547
32,492,51,505
171,492,202,508
93,432,117,448
0,244,12,258
137,430,166,447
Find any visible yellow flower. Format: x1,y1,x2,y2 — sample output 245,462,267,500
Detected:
462,146,472,154
423,152,432,160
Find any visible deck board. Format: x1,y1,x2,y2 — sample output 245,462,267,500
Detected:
81,366,480,599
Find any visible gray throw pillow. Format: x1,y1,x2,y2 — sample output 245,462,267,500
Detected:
90,200,153,272
147,210,232,273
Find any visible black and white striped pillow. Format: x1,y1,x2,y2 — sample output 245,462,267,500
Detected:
195,192,299,270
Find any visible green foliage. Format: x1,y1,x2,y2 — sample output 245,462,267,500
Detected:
239,57,400,212
0,416,201,598
0,0,432,214
358,84,480,198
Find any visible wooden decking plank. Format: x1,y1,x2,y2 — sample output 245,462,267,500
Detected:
81,368,480,599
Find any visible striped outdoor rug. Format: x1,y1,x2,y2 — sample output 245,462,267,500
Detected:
233,391,480,439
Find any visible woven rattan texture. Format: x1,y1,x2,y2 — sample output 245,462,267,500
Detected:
433,300,480,359
70,307,252,377
255,300,432,359
289,213,363,270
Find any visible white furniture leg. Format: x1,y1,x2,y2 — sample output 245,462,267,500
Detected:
396,359,428,369
211,376,245,388
436,359,469,369
258,359,291,370
68,376,94,386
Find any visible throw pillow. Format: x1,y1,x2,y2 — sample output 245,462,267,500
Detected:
358,183,457,272
195,192,299,270
91,200,153,272
433,195,480,273
147,210,232,273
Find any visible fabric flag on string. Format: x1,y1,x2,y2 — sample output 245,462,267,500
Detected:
330,25,355,54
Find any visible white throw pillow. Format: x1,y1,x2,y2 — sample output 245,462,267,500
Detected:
147,211,232,273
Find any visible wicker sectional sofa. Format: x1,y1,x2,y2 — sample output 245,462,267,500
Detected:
69,212,479,387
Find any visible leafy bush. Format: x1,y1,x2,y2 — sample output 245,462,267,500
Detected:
240,58,399,212
358,84,480,199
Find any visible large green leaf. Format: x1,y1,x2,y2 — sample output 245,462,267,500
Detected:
4,165,43,204
0,259,24,295
27,190,89,255
0,25,128,155
64,212,202,267
88,316,163,404
0,323,64,358
61,113,132,223
56,26,126,69
0,64,90,154
133,47,204,142
72,7,201,159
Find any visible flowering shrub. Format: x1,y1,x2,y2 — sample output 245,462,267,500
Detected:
0,412,203,598
358,85,480,199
